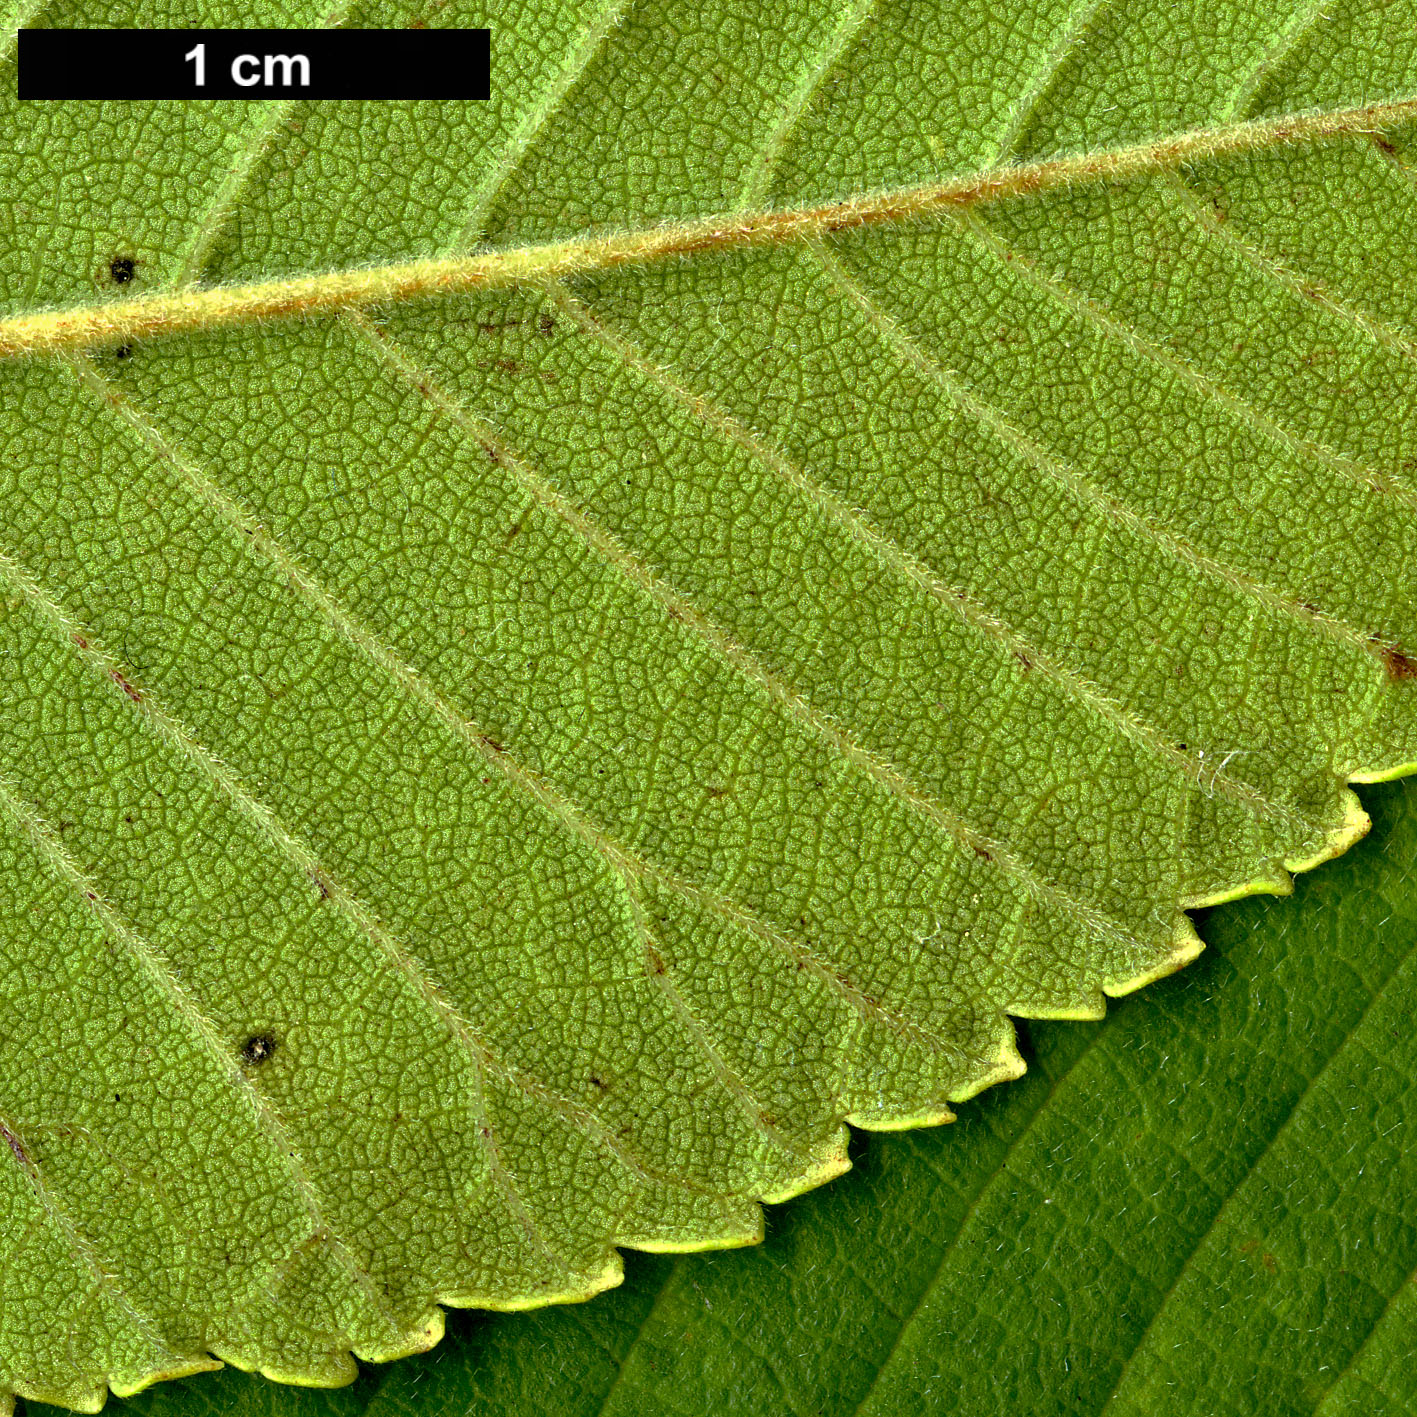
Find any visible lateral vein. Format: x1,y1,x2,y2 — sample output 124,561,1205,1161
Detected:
0,764,404,1340
350,307,1158,960
67,340,968,1064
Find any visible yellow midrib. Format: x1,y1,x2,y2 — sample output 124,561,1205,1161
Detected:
1,95,1414,359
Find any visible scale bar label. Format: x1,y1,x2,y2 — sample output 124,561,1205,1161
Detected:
18,28,491,99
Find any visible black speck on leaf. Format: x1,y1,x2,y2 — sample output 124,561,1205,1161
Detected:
239,1034,278,1067
109,256,136,285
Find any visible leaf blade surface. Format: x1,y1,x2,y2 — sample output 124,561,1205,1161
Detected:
35,774,1417,1415
2,0,1417,1405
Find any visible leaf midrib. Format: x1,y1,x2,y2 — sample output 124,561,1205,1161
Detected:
20,148,1399,1132
2,96,1415,359
10,87,1404,1183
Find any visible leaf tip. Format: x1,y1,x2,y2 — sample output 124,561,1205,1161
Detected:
1282,789,1370,876
758,1140,854,1203
352,1308,446,1365
1104,923,1206,1000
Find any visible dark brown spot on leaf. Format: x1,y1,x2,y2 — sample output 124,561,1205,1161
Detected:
108,667,142,703
0,1122,31,1171
1381,645,1417,680
240,1034,278,1067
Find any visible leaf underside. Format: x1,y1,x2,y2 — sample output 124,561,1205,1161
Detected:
51,774,1417,1417
2,0,1417,1407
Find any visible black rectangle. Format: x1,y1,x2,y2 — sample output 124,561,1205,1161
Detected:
18,28,490,99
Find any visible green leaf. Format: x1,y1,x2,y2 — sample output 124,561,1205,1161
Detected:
25,772,1417,1416
3,0,1417,1407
